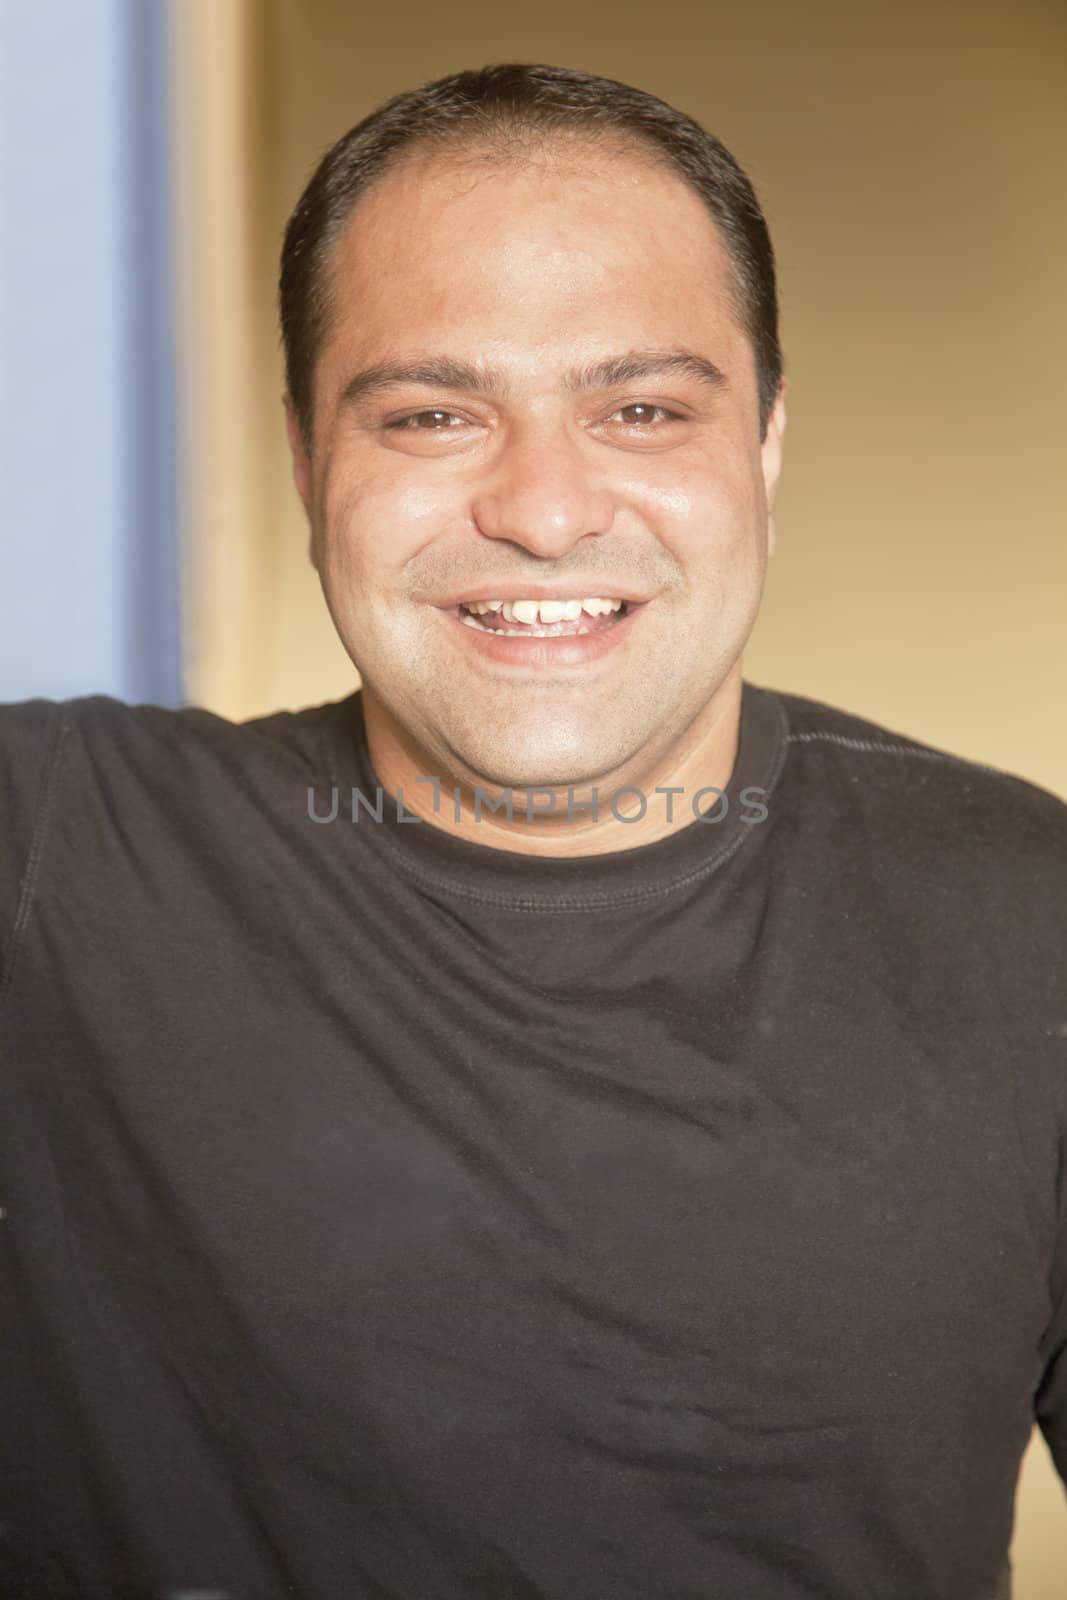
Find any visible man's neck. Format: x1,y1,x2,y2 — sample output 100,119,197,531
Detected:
360,671,745,858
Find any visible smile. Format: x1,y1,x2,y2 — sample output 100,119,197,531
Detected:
457,597,627,637
443,595,643,668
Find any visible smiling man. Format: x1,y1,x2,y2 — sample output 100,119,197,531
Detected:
2,62,1065,1600
284,131,783,854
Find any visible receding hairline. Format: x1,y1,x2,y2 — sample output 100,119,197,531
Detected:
322,124,701,271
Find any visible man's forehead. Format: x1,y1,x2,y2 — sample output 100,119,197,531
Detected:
330,138,725,278
317,145,748,410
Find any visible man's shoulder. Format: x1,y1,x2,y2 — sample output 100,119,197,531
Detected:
0,690,359,789
772,684,1064,814
763,683,1066,885
0,691,363,979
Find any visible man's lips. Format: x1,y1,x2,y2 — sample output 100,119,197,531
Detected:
453,603,624,637
438,596,643,666
431,587,654,608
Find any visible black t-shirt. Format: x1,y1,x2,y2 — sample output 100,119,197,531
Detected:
1,681,1065,1600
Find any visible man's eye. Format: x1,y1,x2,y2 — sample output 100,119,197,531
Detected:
384,410,466,432
611,404,683,427
383,403,684,434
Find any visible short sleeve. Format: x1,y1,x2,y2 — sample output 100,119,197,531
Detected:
0,699,67,997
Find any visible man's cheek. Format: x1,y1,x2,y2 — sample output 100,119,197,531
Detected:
673,493,757,574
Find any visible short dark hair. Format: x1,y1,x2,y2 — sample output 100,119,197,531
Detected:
279,62,783,450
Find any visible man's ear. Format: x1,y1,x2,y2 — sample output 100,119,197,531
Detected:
283,393,313,519
283,394,319,569
761,379,788,557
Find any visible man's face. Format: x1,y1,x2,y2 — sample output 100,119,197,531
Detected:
288,141,785,792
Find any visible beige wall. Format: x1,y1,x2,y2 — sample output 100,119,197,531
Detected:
168,0,1066,1587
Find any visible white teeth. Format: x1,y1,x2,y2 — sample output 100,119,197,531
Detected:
460,614,596,638
462,597,624,622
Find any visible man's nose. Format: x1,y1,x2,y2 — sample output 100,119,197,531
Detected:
469,422,615,558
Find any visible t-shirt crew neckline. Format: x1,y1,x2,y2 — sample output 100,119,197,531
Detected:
319,680,788,913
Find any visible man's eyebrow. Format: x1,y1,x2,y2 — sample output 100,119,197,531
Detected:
338,348,728,408
562,349,728,396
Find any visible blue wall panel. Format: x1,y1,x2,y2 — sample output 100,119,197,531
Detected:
0,0,182,705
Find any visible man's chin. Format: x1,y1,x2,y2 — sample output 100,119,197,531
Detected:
447,752,641,802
